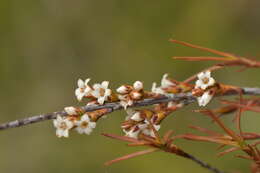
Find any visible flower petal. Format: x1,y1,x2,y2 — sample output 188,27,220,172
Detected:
133,81,143,91
64,106,77,115
77,79,85,88
63,130,69,137
84,128,93,135
207,78,215,87
84,78,91,86
197,91,213,106
93,83,101,90
81,114,90,121
101,81,109,89
89,122,96,128
91,90,100,98
131,112,143,121
197,72,206,80
117,85,129,94
98,97,105,105
105,89,112,97
161,73,175,88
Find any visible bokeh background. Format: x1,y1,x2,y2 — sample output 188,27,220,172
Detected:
1,0,260,172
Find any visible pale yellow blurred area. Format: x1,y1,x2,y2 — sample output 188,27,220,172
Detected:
0,0,260,172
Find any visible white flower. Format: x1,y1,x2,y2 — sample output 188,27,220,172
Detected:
75,114,96,135
131,91,142,99
92,81,112,105
116,85,129,94
75,78,92,101
133,81,143,91
64,106,77,115
142,123,160,137
197,91,213,106
118,94,133,109
161,74,175,88
53,115,74,138
141,119,161,137
154,124,161,131
151,74,176,95
125,128,140,139
151,82,166,95
195,71,215,90
130,112,143,121
142,126,160,137
125,109,135,120
122,118,160,139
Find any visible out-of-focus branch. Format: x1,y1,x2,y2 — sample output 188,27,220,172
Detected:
0,87,259,131
184,152,226,173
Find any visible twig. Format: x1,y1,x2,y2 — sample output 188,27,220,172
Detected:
0,87,259,131
183,152,226,173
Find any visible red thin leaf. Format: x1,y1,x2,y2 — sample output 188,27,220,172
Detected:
179,134,239,146
216,144,227,151
195,110,241,142
252,141,260,147
173,56,233,61
163,130,174,142
127,141,153,147
217,147,240,157
234,91,243,136
169,39,237,58
102,133,139,143
104,148,158,166
189,125,222,136
213,105,238,115
243,133,260,140
236,155,253,160
255,147,260,158
221,100,260,112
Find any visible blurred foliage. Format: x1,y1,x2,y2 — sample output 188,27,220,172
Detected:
0,0,260,172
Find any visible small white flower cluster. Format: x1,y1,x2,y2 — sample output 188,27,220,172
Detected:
122,109,160,139
117,81,144,109
195,71,216,106
151,74,176,95
75,78,112,105
53,107,96,138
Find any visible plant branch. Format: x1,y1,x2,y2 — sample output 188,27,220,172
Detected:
104,132,226,173
0,87,259,131
183,152,226,173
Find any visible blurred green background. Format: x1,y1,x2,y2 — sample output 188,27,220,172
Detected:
1,0,260,172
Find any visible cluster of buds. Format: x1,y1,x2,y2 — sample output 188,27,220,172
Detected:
53,107,96,138
121,109,160,139
116,81,144,109
193,71,216,106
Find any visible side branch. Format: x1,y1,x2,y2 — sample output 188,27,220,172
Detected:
0,87,259,131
